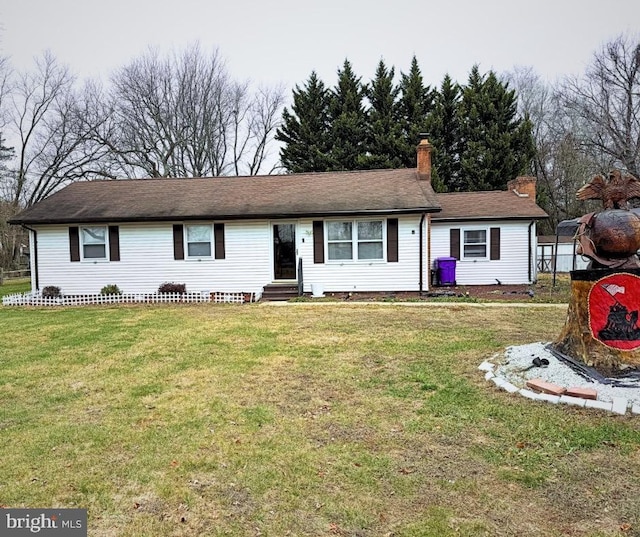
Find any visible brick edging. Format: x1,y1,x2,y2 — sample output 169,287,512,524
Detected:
478,359,639,415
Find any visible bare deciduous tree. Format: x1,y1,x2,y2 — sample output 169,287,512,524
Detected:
5,52,110,207
560,33,640,177
0,45,285,269
232,84,286,176
505,66,604,233
0,52,112,269
108,44,284,178
0,56,19,270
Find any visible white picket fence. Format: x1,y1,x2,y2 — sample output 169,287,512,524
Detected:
2,291,251,307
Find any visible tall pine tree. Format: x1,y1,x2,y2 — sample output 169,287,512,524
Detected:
427,74,462,192
364,60,403,169
327,60,368,170
396,56,433,168
275,71,332,173
458,65,535,191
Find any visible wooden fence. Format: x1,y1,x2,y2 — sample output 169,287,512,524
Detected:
2,291,252,307
0,269,31,284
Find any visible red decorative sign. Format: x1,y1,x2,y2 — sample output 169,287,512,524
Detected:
588,273,640,350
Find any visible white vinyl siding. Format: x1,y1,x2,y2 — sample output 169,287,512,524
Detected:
302,215,427,292
31,215,429,295
431,220,537,285
33,222,271,295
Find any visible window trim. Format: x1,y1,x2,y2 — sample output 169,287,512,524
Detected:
80,225,109,261
325,219,386,263
461,226,489,260
184,223,214,260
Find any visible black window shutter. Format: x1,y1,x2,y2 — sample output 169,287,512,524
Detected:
109,226,120,262
69,227,80,262
387,218,399,262
214,223,225,259
173,224,184,260
450,228,460,259
313,221,324,264
490,227,501,260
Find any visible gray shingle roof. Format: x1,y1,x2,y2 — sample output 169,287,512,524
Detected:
10,169,442,225
432,190,548,221
9,169,549,226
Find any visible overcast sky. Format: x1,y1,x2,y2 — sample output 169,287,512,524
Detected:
1,0,639,93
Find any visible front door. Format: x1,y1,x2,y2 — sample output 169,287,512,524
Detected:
273,223,296,280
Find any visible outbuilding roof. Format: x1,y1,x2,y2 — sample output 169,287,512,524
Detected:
9,168,442,225
432,190,548,221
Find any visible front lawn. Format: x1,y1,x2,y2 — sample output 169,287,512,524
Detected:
0,303,638,536
0,277,30,298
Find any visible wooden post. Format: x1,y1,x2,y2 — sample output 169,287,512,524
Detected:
553,269,640,375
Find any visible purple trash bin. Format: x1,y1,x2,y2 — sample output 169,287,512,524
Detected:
436,257,457,286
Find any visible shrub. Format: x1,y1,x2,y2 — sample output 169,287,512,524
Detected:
158,282,186,294
42,286,61,298
100,284,122,295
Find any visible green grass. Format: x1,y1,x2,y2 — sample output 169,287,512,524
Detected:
0,277,30,297
0,303,638,536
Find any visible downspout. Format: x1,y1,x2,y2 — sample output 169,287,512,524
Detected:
528,220,534,284
419,213,426,293
21,225,39,291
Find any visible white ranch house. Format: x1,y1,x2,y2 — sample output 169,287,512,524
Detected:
431,176,548,286
9,140,547,299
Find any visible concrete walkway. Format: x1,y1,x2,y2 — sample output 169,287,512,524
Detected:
259,300,568,308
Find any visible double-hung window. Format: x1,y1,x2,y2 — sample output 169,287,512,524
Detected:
462,229,487,259
327,222,353,260
327,220,384,261
81,226,107,260
186,224,212,258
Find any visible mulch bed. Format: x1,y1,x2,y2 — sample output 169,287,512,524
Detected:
321,283,535,302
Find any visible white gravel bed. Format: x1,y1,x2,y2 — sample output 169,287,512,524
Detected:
493,342,640,405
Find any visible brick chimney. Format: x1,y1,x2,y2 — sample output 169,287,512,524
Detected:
507,176,536,198
416,137,433,181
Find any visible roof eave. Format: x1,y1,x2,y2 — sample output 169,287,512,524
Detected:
432,214,548,222
10,207,442,226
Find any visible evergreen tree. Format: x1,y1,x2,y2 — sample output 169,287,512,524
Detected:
427,74,462,192
327,60,368,170
396,56,434,167
275,71,332,172
458,65,535,191
364,60,403,169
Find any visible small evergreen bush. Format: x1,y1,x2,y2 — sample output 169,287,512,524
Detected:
42,286,61,298
100,284,122,295
158,282,186,294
